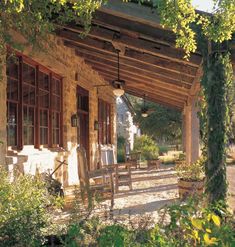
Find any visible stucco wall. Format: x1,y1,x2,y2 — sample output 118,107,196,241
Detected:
0,35,116,187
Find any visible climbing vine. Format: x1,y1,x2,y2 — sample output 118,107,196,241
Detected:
137,0,235,203
201,47,233,203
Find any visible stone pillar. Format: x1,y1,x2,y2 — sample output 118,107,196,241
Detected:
185,96,200,164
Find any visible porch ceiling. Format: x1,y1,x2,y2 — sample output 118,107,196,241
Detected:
57,0,204,110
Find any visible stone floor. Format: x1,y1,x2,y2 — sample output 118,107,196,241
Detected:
54,164,235,226
99,164,178,223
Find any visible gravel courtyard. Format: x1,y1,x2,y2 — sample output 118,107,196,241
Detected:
55,164,235,225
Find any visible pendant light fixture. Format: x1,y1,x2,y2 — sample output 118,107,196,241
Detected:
112,50,125,97
141,94,148,118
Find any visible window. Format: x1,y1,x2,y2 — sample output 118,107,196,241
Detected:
98,99,111,144
6,55,63,148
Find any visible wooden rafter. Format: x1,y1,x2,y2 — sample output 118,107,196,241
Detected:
61,25,201,67
85,57,192,88
98,72,187,104
57,29,198,76
70,43,194,84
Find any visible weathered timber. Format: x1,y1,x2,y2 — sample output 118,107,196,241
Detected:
61,25,201,66
57,30,197,76
71,44,194,84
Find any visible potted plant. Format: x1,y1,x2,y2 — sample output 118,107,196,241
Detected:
175,157,205,199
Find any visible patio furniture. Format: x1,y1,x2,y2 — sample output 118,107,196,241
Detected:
147,159,161,170
99,145,133,193
77,147,114,209
126,152,141,169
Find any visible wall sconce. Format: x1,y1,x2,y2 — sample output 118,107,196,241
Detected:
94,120,99,130
71,114,78,127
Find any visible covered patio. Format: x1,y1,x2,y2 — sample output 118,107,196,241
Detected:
56,0,203,165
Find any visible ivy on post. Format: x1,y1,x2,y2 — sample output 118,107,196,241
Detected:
201,44,233,203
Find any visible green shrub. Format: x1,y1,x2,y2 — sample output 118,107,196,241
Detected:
117,136,126,163
98,224,133,247
158,146,169,155
133,135,159,161
63,217,101,247
0,168,52,247
156,198,235,246
62,198,235,247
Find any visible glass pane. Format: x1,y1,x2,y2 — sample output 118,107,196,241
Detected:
7,125,17,146
22,63,35,85
40,127,48,145
23,107,34,125
6,57,19,79
40,110,48,127
23,126,34,145
53,129,59,145
7,103,17,124
52,78,61,95
52,96,60,111
38,71,49,90
39,89,49,108
23,84,35,105
52,112,59,128
7,78,18,101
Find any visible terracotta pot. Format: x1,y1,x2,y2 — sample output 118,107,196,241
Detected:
178,178,204,199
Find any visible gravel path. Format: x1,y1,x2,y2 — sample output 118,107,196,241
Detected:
54,164,235,225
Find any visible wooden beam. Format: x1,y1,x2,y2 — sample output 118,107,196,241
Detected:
84,56,192,88
124,88,183,110
62,25,201,67
189,64,203,96
57,30,197,76
98,72,187,104
125,49,198,76
93,11,175,46
71,43,194,84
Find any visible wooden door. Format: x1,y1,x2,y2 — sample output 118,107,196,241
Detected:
77,86,90,170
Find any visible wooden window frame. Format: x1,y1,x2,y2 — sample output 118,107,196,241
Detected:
98,99,112,145
6,53,63,149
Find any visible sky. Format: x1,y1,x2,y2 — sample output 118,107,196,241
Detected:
191,0,214,12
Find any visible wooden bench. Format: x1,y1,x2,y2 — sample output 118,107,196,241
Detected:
77,147,114,209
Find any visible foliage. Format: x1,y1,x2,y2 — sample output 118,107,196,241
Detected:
0,168,52,247
0,0,104,74
62,197,235,247
98,224,134,247
175,156,205,181
157,0,198,58
158,145,169,155
155,197,235,246
133,135,159,160
117,136,126,163
201,48,233,203
129,97,182,143
144,0,235,58
63,217,102,247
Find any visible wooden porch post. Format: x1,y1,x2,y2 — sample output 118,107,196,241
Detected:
185,96,200,164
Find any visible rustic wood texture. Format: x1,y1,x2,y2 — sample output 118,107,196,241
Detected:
55,4,206,109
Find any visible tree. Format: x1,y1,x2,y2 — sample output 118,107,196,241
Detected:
0,0,104,66
131,98,182,143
